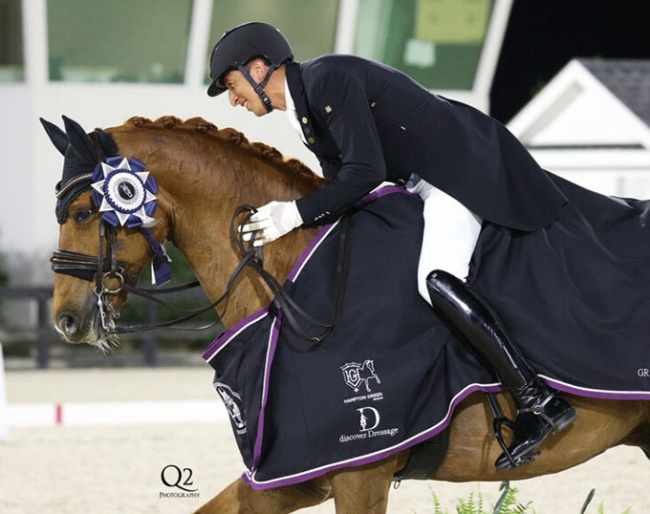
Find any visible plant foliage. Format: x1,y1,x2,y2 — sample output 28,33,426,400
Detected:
426,482,631,514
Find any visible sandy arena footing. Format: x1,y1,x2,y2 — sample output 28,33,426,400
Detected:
1,368,648,514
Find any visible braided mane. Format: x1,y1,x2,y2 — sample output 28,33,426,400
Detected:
123,115,325,190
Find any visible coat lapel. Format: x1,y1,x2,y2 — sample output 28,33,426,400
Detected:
285,61,326,159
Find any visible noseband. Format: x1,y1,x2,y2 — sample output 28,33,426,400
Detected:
51,221,133,287
51,220,141,332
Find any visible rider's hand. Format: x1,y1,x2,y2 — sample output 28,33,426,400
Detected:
240,201,303,246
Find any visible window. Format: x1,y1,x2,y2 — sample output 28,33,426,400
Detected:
207,0,340,75
354,0,494,90
47,0,193,83
0,0,24,83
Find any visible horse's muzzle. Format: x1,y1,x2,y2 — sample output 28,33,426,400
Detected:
55,309,98,344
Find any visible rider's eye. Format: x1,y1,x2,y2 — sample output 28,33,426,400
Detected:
72,209,94,223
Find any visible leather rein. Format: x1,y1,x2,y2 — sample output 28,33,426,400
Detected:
51,205,350,343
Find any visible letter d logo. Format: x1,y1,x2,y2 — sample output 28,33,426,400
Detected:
357,407,380,431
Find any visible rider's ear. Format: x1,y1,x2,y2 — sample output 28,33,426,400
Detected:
248,59,268,82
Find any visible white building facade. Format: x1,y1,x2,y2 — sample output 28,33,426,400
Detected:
508,58,650,199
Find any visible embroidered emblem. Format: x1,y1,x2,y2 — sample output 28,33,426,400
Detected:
357,406,380,431
215,383,247,434
341,360,382,393
338,405,399,443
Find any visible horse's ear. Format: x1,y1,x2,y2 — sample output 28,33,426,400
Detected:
62,115,99,165
94,128,119,157
40,117,69,156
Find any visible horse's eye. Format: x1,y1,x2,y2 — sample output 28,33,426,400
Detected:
72,209,94,223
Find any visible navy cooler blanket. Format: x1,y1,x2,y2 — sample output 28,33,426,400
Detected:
203,183,650,490
471,173,650,395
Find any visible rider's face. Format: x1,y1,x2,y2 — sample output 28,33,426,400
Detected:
224,64,269,117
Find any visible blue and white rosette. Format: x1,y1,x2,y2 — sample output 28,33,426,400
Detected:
91,156,158,228
91,155,172,286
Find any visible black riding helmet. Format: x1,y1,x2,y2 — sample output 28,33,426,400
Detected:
207,22,293,111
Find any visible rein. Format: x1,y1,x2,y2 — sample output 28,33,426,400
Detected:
230,207,352,344
51,205,351,343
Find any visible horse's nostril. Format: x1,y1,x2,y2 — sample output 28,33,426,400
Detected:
58,313,79,337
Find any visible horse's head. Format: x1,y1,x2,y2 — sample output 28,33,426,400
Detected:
42,114,328,348
42,116,168,350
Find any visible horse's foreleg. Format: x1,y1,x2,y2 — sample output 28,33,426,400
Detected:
328,455,403,514
194,476,332,514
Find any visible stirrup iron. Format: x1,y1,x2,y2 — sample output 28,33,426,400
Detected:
486,393,539,469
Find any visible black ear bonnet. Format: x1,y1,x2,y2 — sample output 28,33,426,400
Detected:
40,116,119,224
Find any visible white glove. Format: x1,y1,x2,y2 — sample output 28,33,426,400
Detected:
241,201,303,246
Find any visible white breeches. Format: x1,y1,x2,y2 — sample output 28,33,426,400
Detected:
408,179,483,304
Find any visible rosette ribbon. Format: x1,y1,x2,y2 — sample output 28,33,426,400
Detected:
91,156,172,286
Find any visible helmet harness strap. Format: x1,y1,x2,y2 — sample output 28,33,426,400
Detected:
237,63,275,113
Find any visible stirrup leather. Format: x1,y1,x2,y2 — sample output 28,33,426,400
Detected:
519,394,556,429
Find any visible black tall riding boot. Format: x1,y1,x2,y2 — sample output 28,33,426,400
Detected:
426,270,577,471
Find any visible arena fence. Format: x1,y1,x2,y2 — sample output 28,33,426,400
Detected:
0,286,221,368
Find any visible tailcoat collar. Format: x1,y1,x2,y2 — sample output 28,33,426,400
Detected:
285,61,322,155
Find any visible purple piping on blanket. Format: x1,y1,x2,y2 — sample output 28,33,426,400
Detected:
241,382,503,490
201,219,336,362
252,314,282,470
241,372,650,489
543,376,650,401
287,222,337,282
288,186,413,282
202,308,269,362
204,185,414,361
354,185,416,208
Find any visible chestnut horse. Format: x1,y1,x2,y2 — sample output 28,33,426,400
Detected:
44,116,649,514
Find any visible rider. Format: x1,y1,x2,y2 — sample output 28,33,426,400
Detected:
205,21,577,471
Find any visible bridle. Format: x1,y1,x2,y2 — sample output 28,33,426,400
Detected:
51,219,150,333
51,205,351,343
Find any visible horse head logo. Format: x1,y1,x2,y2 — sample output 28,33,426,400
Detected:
341,359,382,393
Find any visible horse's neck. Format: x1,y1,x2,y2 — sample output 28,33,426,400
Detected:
119,129,317,327
168,190,315,326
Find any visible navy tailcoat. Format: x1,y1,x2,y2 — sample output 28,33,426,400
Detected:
286,56,566,231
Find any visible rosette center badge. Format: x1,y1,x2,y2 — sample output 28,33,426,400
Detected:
91,156,158,228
